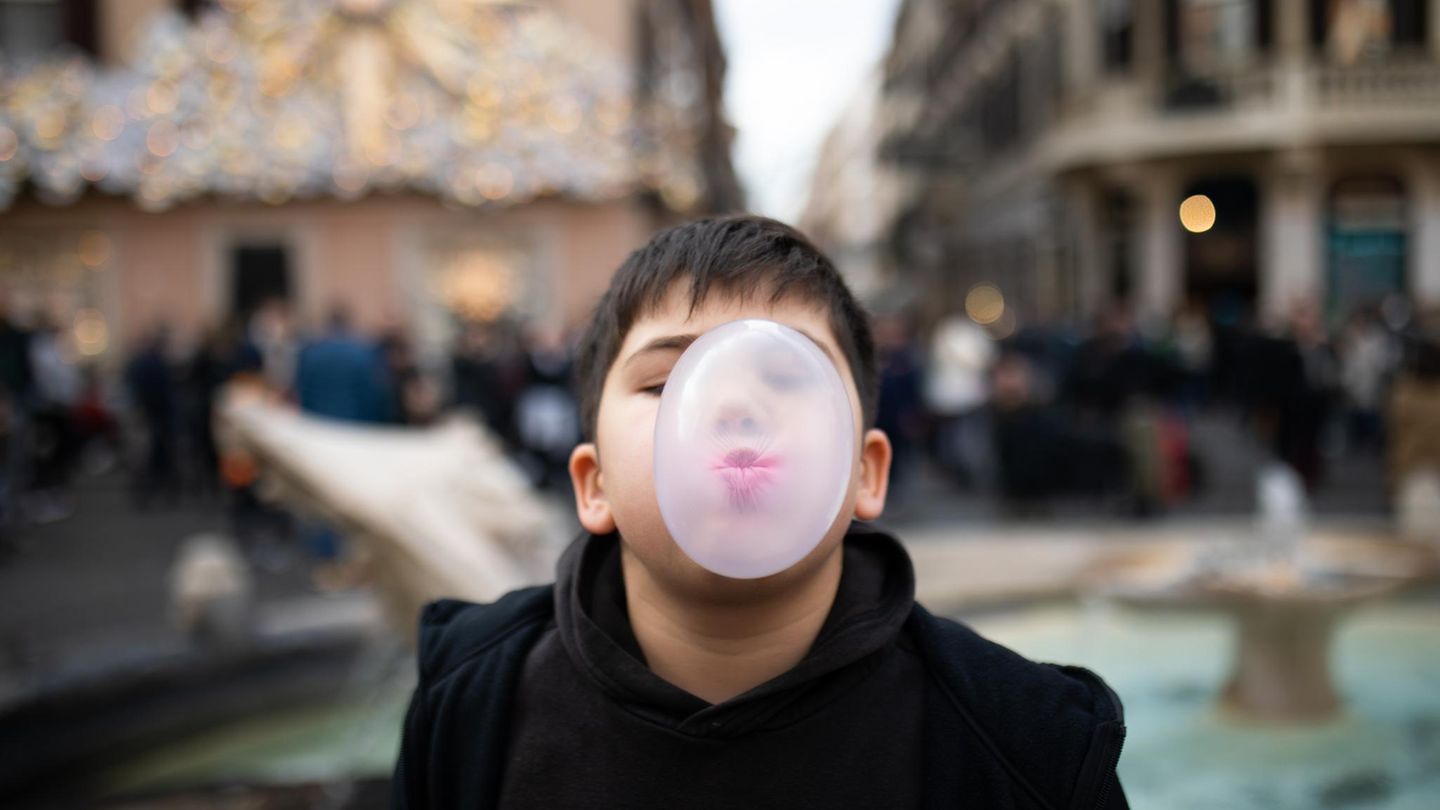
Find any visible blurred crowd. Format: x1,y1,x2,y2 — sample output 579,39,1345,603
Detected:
877,296,1440,518
0,298,586,567
1,291,1437,561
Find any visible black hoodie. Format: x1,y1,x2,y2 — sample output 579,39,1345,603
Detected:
496,525,926,808
391,524,1128,809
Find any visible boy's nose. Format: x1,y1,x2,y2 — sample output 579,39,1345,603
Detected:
713,401,767,439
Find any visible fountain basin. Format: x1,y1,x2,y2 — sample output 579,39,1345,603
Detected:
970,597,1440,809
1092,536,1438,722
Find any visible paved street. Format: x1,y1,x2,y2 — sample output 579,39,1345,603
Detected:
0,472,321,704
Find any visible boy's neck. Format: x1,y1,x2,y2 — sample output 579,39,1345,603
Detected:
619,546,844,706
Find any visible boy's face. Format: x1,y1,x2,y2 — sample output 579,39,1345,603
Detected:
569,282,891,599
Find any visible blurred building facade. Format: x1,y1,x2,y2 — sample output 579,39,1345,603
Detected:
860,0,1440,329
0,0,740,362
799,70,906,303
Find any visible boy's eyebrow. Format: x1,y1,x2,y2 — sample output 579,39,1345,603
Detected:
622,327,838,368
789,327,838,364
623,334,698,368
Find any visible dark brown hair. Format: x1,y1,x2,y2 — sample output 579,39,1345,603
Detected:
574,215,876,442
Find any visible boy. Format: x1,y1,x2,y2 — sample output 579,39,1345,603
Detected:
391,216,1128,809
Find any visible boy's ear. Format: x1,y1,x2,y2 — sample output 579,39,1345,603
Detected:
853,428,892,522
569,442,616,535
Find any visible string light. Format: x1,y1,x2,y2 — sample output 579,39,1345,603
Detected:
90,105,125,140
0,0,704,212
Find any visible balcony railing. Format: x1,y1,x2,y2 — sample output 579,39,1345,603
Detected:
1314,56,1440,107
1161,65,1277,112
1160,56,1440,114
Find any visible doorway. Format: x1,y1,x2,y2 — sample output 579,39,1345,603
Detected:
1183,176,1259,323
229,244,292,324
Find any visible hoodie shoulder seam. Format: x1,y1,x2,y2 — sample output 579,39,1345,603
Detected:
422,593,553,688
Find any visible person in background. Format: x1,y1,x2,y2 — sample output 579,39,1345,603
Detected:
923,316,995,489
450,320,520,445
0,301,34,533
126,325,181,509
1063,304,1161,513
990,351,1063,515
295,306,389,424
1388,323,1440,493
872,312,924,507
1170,301,1213,417
25,315,81,523
1064,304,1153,427
184,320,256,500
1279,303,1339,491
293,306,387,567
71,366,120,477
514,324,579,491
379,328,440,426
213,346,294,570
1338,309,1397,456
248,298,300,402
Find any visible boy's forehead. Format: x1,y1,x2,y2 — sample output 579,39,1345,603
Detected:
621,284,840,356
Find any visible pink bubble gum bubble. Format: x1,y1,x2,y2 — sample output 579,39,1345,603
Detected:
653,319,855,579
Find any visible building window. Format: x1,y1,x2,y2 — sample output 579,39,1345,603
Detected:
0,0,96,62
180,0,218,17
0,0,64,63
1101,0,1134,72
0,226,111,358
979,52,1021,152
1313,0,1428,62
1178,0,1259,73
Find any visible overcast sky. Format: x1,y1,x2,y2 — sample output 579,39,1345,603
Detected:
712,0,902,222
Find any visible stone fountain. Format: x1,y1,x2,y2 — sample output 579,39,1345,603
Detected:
1098,464,1436,723
217,386,568,637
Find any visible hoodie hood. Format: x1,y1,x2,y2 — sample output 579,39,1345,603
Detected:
551,522,916,739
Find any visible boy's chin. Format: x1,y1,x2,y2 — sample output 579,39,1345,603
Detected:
619,528,846,605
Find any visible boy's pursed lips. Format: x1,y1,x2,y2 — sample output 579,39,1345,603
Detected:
717,447,776,470
712,447,780,510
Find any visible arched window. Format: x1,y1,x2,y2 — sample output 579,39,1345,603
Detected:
1101,0,1134,72
1311,0,1430,61
1175,0,1262,72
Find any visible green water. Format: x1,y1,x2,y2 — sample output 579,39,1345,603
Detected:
970,599,1440,810
102,683,411,795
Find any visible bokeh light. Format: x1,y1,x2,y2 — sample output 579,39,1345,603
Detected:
0,126,17,161
965,282,1005,325
1179,194,1217,233
90,105,125,141
147,121,180,157
78,231,111,267
71,308,109,356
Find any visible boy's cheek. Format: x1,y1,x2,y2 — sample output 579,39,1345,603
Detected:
599,404,660,495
